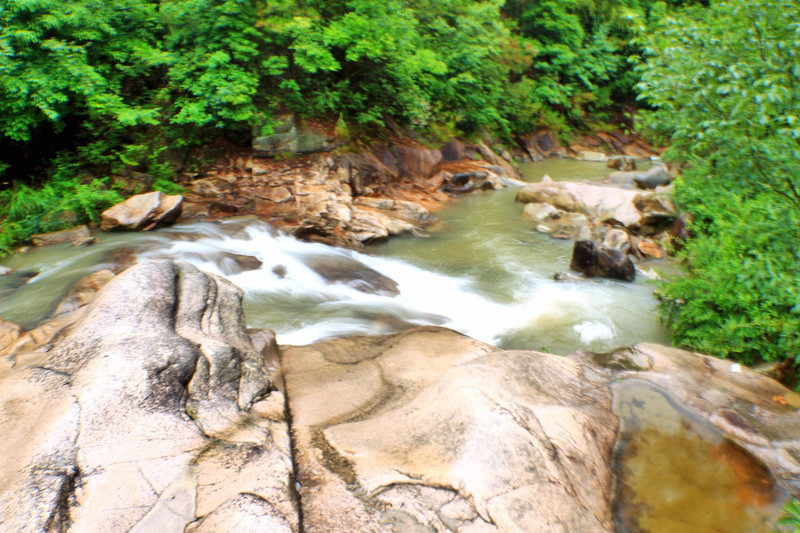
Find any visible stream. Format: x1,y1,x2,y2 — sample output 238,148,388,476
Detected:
0,159,669,352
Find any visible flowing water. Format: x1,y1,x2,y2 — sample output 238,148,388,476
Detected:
0,159,669,351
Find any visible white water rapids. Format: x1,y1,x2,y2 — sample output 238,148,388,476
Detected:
0,160,671,352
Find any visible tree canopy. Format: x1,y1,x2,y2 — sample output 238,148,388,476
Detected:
637,0,800,363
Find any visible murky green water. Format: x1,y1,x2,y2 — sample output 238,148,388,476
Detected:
0,159,671,352
372,159,670,353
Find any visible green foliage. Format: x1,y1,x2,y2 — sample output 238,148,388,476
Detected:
0,172,121,255
779,499,800,532
501,0,654,132
276,0,510,133
160,0,271,129
0,0,721,258
0,0,163,142
638,0,800,363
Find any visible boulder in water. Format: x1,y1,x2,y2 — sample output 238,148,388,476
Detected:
571,240,635,281
306,254,400,296
601,228,630,252
606,156,635,171
522,202,561,223
633,165,671,189
606,165,671,190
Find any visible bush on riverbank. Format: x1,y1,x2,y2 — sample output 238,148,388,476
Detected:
638,0,800,367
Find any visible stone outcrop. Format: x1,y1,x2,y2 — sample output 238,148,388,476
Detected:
101,191,184,231
518,130,568,160
2,265,798,531
515,180,677,269
605,164,671,190
517,181,653,229
185,145,519,249
253,115,335,158
281,328,800,532
282,328,618,532
0,260,296,532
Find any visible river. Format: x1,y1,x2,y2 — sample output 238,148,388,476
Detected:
0,159,669,352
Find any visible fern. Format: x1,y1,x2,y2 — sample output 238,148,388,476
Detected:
779,499,800,532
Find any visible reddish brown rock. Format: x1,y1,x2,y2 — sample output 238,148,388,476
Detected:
520,129,567,160
391,143,443,180
31,225,92,247
637,240,663,259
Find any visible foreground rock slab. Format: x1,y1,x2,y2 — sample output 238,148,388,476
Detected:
283,328,800,532
0,260,297,532
2,263,798,532
282,327,619,532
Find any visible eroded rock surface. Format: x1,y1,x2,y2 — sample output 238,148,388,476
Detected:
31,225,94,247
282,327,619,532
0,260,296,532
2,263,798,532
593,344,800,494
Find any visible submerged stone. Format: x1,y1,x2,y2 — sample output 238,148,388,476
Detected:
612,379,785,533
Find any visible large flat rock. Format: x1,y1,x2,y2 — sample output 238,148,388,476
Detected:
281,327,618,532
516,181,678,233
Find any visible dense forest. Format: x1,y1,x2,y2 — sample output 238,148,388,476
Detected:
1,0,798,373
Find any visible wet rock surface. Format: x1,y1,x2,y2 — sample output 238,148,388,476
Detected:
515,176,676,274
180,135,522,250
305,254,400,296
31,225,93,247
571,240,636,281
0,260,296,532
1,262,797,532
